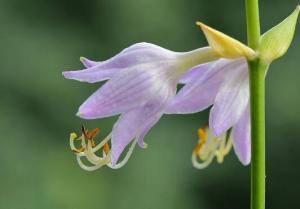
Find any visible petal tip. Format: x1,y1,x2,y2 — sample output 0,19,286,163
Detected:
76,110,94,119
62,71,71,79
79,56,86,62
76,111,85,118
196,21,208,31
239,156,251,166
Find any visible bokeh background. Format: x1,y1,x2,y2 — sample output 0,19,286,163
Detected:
1,0,299,208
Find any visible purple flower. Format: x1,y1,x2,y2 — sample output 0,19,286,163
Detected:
166,58,251,166
63,42,220,171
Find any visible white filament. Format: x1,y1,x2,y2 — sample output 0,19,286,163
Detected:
69,132,137,171
191,130,233,169
106,140,137,169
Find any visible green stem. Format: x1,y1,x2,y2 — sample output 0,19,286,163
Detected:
248,60,267,209
246,0,261,49
245,1,266,209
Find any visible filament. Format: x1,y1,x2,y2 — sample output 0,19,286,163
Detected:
191,127,233,169
69,127,137,171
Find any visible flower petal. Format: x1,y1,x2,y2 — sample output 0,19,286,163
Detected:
77,65,170,119
178,62,213,84
80,57,100,68
136,112,163,148
232,106,251,165
111,101,166,164
166,59,244,114
209,60,249,136
63,42,174,83
62,66,119,83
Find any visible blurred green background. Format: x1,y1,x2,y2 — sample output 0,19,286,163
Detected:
1,0,299,208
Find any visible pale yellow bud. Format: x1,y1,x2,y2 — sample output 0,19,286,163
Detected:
197,22,257,60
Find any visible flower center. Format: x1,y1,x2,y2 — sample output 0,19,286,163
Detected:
192,127,232,169
69,125,137,171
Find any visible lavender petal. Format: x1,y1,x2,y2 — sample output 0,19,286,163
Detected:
232,106,251,165
209,60,249,136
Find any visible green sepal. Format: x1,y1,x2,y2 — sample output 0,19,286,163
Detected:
258,6,300,64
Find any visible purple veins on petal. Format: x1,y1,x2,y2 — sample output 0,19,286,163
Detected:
209,59,249,136
166,61,224,114
77,64,174,119
64,42,228,170
62,42,175,83
111,99,170,164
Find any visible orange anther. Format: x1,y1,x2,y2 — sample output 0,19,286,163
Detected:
82,125,100,139
103,143,110,154
197,128,207,141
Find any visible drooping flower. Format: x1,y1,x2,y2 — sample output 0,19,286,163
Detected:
166,58,251,166
63,42,222,171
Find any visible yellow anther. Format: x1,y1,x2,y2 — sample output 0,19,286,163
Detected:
192,127,233,169
103,143,110,154
197,128,207,141
194,128,208,155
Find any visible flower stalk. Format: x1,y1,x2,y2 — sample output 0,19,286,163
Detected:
248,60,267,209
246,0,261,49
246,1,266,209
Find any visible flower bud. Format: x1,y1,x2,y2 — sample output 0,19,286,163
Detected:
258,6,300,64
197,22,257,60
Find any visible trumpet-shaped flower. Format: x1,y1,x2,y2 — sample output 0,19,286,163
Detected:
63,42,220,170
166,58,251,165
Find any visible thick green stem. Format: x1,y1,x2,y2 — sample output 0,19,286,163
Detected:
248,60,267,209
246,1,266,209
246,0,261,49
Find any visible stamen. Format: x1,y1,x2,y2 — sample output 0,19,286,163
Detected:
69,126,137,171
194,128,208,155
103,143,110,155
191,127,233,169
106,140,137,169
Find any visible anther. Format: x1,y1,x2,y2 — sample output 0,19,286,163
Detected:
194,128,208,155
103,143,110,154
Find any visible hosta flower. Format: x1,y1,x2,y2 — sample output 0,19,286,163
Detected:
166,58,251,166
63,42,221,171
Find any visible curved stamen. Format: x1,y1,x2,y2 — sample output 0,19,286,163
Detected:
70,133,86,153
106,139,137,169
76,154,111,171
69,126,137,171
191,127,233,169
192,150,215,169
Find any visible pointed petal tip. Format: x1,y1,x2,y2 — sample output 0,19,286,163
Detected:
76,111,85,118
138,141,148,149
195,21,203,27
239,156,251,166
196,21,257,60
62,71,71,78
62,71,82,80
195,21,209,31
76,110,94,119
79,56,87,63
